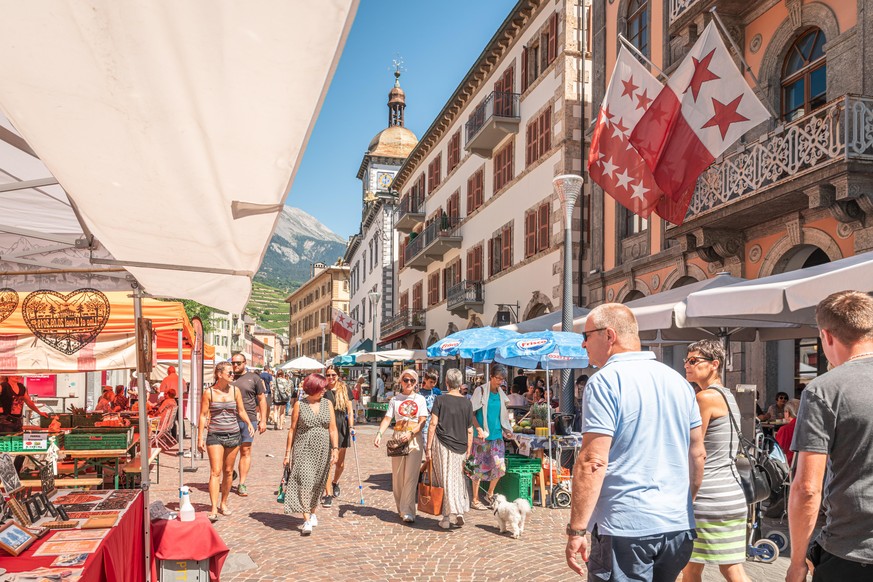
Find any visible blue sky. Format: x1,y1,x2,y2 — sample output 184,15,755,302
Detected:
287,0,517,239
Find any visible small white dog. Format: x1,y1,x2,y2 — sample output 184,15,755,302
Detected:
492,494,532,539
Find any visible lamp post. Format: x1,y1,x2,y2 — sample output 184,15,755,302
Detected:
368,291,381,401
296,336,302,358
320,322,327,364
553,174,584,417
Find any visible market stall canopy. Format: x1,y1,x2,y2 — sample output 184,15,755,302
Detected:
685,251,873,326
279,356,325,371
0,0,358,313
355,349,428,364
0,292,214,372
558,273,816,341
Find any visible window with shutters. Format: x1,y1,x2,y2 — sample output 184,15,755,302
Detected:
427,154,442,194
489,225,513,276
466,168,484,214
399,239,407,270
443,257,461,298
494,139,514,192
400,291,409,313
428,271,441,306
525,106,552,167
537,202,550,251
447,130,461,173
524,210,537,258
627,0,649,58
494,66,515,117
447,190,461,221
466,245,483,283
522,13,559,92
412,282,423,311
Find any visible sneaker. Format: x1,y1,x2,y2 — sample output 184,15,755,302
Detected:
237,483,248,497
332,482,341,498
310,514,318,527
401,514,415,523
454,514,465,527
439,517,452,529
301,520,312,536
321,495,333,508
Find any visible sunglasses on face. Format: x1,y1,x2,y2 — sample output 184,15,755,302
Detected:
231,361,245,365
683,357,714,365
582,328,607,342
777,396,788,401
401,378,416,384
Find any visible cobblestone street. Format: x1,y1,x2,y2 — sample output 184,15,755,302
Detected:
151,422,791,581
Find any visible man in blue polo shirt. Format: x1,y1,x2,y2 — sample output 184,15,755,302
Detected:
566,303,705,580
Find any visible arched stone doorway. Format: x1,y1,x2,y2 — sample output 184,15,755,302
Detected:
522,291,554,321
412,336,423,350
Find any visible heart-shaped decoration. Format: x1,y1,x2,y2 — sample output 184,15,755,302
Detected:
22,289,111,355
0,288,18,324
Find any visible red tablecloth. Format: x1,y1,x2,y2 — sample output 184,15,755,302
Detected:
0,492,145,582
150,513,229,581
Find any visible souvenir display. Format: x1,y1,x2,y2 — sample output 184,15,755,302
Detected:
66,511,118,520
50,529,109,542
39,464,56,498
7,497,31,526
0,521,37,556
54,503,96,513
10,567,83,581
0,453,21,495
41,522,79,530
81,516,116,529
35,492,58,518
53,494,103,505
51,553,89,567
33,538,102,556
24,495,46,524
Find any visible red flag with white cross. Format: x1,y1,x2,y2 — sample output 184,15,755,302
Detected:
630,21,771,224
331,307,355,343
588,46,665,219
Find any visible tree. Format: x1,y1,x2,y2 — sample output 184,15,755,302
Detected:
164,299,215,334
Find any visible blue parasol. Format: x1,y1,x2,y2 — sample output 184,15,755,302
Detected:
427,327,521,360
492,330,588,500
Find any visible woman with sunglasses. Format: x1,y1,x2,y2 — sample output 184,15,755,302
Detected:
681,340,750,582
198,362,255,522
374,369,428,523
321,365,354,507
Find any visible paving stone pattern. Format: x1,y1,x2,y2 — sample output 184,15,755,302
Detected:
151,422,792,581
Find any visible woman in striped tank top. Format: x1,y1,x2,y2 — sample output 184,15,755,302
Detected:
681,339,750,582
198,361,255,522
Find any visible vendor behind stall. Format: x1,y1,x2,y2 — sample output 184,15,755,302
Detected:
0,375,49,431
94,386,118,412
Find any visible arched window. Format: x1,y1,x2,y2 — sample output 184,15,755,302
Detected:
781,28,826,121
627,0,649,57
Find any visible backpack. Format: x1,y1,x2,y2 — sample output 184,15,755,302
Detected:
274,379,291,403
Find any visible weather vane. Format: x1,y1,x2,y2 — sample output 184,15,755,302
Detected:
390,55,406,83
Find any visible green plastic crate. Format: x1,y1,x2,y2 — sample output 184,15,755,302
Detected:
40,414,73,429
65,428,131,450
505,454,543,474
492,471,534,506
0,434,61,452
72,413,104,428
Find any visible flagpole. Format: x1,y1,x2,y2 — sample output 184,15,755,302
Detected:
617,34,669,82
708,8,780,120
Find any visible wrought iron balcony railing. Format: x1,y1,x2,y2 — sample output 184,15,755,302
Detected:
403,216,462,267
681,95,873,220
465,91,521,157
396,192,425,231
446,280,484,313
669,0,703,24
380,309,425,338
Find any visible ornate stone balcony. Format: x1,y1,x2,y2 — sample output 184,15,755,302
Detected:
669,0,703,25
403,216,462,271
465,91,520,158
677,95,873,222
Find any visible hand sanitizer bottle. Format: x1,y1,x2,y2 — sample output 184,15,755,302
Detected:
179,485,195,522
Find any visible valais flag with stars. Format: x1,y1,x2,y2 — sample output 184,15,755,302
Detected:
630,21,771,224
331,307,355,343
588,46,665,220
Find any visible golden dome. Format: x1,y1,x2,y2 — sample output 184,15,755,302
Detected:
367,125,418,159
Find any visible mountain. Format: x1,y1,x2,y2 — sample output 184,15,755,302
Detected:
255,206,348,291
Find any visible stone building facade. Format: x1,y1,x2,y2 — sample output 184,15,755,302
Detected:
285,263,351,362
382,0,592,350
589,0,873,395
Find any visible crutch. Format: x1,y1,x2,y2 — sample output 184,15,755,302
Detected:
351,432,365,505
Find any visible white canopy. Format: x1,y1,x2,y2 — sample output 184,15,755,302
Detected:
0,0,358,313
500,306,589,333
279,356,326,371
685,251,873,326
559,273,816,341
355,349,428,363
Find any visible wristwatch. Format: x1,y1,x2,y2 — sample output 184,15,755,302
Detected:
566,524,588,537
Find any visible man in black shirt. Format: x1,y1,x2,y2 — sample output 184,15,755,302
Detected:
230,353,267,497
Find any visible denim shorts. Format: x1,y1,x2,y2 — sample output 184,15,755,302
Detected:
238,419,255,444
205,431,241,448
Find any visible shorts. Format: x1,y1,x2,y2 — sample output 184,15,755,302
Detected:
239,419,255,444
588,526,695,582
205,431,242,448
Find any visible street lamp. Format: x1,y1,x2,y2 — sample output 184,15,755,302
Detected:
553,174,584,417
296,336,302,358
368,291,381,401
320,322,327,363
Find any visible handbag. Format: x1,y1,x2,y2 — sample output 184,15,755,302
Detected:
276,465,290,503
714,387,770,504
417,460,444,516
386,435,411,457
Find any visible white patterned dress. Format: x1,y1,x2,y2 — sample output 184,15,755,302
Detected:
283,399,331,515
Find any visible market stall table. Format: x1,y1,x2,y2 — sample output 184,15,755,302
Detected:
511,433,584,507
0,489,145,582
150,513,229,581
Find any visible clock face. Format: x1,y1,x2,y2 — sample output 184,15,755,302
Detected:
376,171,393,190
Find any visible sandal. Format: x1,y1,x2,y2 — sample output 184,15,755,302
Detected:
471,500,488,510
219,507,233,516
207,513,218,522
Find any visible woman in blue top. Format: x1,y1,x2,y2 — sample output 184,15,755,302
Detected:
468,364,513,509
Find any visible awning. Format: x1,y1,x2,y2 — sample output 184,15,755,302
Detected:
0,0,359,313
